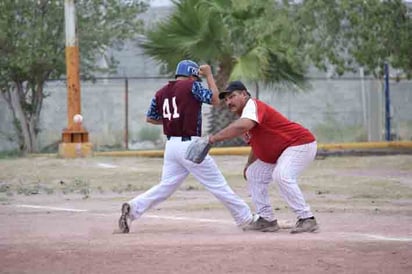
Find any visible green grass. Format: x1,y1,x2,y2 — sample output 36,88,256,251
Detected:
0,149,22,159
0,154,411,218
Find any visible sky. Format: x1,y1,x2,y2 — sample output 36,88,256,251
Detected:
150,0,172,7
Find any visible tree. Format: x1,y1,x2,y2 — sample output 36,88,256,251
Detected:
0,0,147,153
292,0,412,78
141,0,307,146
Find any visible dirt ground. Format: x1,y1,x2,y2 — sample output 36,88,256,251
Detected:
0,154,411,274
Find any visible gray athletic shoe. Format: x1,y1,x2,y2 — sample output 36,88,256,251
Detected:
243,216,280,232
118,203,131,233
290,217,319,234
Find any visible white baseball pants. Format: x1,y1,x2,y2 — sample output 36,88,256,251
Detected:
128,136,253,226
246,141,317,221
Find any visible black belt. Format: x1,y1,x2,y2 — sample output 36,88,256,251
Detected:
166,136,192,141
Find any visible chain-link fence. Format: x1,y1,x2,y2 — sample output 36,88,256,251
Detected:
0,76,411,152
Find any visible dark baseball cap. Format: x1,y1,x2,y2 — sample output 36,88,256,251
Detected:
219,80,251,99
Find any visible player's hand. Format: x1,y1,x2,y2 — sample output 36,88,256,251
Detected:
208,134,215,145
243,165,248,181
198,64,212,77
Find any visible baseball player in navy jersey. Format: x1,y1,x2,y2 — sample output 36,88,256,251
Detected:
209,80,319,233
118,61,262,233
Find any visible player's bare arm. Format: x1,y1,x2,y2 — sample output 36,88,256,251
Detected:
243,149,257,180
199,64,219,105
245,149,257,167
146,117,163,125
209,118,256,144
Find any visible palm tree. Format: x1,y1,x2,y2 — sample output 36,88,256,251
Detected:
141,0,307,146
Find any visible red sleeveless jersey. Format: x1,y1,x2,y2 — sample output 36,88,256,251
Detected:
246,99,315,163
155,79,202,137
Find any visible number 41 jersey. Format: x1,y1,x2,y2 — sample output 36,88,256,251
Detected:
155,79,202,137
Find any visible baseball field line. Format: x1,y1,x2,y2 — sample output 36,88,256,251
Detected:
12,204,412,242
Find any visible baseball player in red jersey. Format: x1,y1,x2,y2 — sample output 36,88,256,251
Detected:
118,61,262,233
209,80,319,233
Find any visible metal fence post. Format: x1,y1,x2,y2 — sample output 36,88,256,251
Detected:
384,63,391,141
124,77,129,149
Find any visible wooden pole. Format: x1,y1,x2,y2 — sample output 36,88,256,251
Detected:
65,0,81,131
59,0,92,157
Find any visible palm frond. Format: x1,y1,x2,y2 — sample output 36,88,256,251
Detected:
230,46,270,81
230,45,307,91
141,0,229,74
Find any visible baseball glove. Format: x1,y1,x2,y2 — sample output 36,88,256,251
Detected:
185,136,212,164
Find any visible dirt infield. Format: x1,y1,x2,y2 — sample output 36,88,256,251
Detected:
0,155,411,273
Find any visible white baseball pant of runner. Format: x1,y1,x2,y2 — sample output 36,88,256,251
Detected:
246,141,317,221
128,136,253,226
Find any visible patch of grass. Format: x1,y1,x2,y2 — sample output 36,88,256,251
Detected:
0,194,10,203
0,149,22,159
16,184,41,195
0,183,11,193
60,177,91,199
97,186,104,194
302,175,412,201
44,187,54,195
1,179,58,196
350,193,380,199
111,182,152,194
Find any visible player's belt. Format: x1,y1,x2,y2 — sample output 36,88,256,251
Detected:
166,136,192,142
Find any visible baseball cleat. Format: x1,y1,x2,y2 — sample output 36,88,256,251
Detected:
118,203,131,233
243,216,280,232
290,217,319,234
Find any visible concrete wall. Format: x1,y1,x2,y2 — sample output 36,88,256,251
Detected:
1,76,411,152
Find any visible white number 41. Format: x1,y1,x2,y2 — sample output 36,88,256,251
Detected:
162,96,180,120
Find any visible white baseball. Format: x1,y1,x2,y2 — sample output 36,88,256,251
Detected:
73,114,83,123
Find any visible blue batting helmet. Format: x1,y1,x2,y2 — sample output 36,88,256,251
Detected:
175,60,200,78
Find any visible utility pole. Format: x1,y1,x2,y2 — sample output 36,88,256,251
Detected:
58,0,92,157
